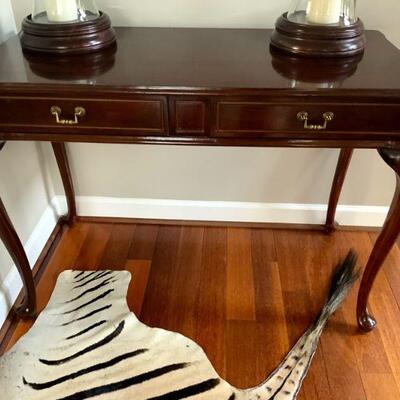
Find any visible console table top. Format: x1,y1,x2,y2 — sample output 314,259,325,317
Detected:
0,28,400,94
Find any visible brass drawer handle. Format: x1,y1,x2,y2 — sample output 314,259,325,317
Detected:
50,106,86,125
297,111,334,130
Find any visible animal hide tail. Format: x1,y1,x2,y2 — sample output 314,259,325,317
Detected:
315,250,360,331
246,250,360,399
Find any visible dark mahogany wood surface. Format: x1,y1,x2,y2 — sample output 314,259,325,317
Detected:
0,198,36,317
357,149,400,331
325,148,354,233
0,29,400,149
0,28,399,91
51,143,77,225
2,221,400,399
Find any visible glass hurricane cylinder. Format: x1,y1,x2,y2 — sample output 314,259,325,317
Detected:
32,0,100,23
287,0,357,26
270,0,365,57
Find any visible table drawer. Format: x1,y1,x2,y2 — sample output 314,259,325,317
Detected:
0,97,168,135
215,101,400,137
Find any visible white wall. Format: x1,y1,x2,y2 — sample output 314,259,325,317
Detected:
11,0,400,48
60,145,392,207
0,0,16,41
0,143,55,281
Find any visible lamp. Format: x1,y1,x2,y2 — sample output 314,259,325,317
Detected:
271,0,366,57
20,0,117,54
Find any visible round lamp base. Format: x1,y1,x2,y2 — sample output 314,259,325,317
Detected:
20,12,116,55
271,13,366,58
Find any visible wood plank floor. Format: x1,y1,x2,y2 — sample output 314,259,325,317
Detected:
2,221,400,399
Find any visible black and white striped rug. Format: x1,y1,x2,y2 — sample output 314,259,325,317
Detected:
0,253,358,399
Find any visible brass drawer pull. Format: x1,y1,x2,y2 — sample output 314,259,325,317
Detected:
50,106,86,125
297,111,334,130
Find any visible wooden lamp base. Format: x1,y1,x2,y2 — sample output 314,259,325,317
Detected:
20,12,116,55
271,13,366,58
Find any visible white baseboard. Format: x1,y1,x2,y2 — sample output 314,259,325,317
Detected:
1,195,388,330
54,195,388,227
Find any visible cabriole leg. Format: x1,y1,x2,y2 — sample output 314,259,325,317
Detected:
0,197,36,317
52,142,77,226
357,148,400,331
325,148,354,234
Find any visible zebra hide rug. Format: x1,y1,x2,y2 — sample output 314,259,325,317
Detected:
0,252,358,400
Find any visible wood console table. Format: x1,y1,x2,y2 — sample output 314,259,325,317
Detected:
1,28,400,332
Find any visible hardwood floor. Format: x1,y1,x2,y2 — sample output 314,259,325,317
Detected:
2,221,400,399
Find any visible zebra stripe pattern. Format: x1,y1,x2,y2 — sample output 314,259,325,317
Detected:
0,253,358,399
